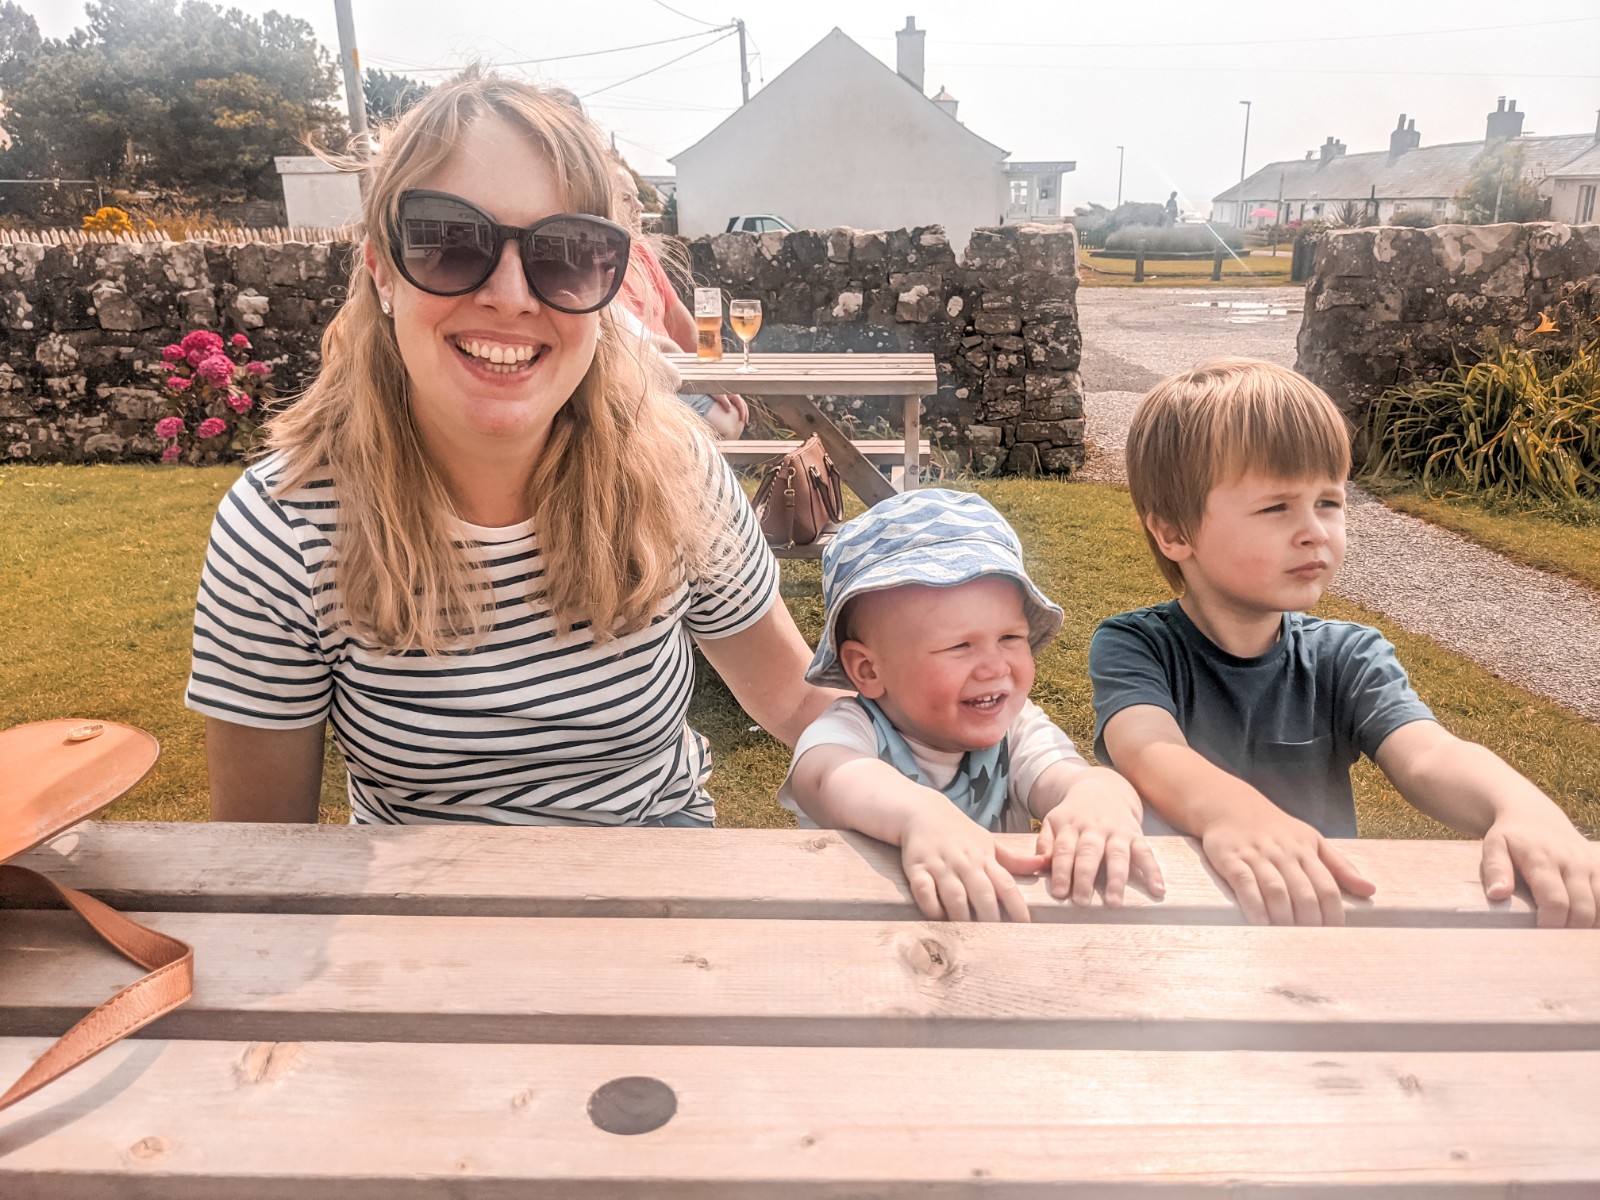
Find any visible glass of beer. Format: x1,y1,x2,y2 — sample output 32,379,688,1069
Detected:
693,288,723,360
729,299,762,372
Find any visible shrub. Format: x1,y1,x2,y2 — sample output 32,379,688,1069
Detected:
1387,212,1436,229
1103,224,1245,253
81,206,135,235
152,331,274,464
1366,323,1600,503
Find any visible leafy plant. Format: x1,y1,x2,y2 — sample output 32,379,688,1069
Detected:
152,330,274,464
1103,224,1244,253
1454,141,1546,224
1387,212,1436,229
81,205,135,235
1329,200,1374,229
1366,327,1600,503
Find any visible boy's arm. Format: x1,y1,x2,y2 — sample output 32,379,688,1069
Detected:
1375,721,1599,928
791,743,1043,922
1102,704,1374,925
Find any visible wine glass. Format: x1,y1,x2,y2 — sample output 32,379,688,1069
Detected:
729,299,762,372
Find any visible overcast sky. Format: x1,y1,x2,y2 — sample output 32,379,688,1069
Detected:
28,0,1600,214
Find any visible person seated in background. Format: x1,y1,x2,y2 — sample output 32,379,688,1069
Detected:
614,164,746,440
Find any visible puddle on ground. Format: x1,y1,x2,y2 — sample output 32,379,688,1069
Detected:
1184,299,1301,324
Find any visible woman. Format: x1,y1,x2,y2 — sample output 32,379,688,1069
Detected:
188,72,837,826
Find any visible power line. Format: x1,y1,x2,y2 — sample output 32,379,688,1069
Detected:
926,60,1600,80
581,28,738,99
365,27,733,75
650,0,726,29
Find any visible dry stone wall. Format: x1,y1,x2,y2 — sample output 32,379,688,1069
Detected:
3,223,1083,472
1297,222,1600,422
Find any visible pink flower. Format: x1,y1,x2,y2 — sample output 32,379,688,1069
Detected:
196,353,236,388
166,375,192,392
245,361,271,378
155,416,185,440
181,329,225,367
225,392,253,414
161,344,184,361
230,334,251,348
160,444,182,464
197,417,228,440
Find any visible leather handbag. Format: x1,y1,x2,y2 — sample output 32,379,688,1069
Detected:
0,719,194,1113
751,434,845,548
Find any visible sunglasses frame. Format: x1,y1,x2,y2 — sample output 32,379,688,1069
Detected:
387,189,632,314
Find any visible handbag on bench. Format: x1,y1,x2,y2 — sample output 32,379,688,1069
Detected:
751,434,845,549
0,719,194,1113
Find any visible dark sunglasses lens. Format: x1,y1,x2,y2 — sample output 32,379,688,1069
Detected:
523,218,628,312
396,195,496,294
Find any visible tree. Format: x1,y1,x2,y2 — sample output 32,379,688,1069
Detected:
1454,142,1547,224
0,0,41,87
364,67,429,125
0,0,344,201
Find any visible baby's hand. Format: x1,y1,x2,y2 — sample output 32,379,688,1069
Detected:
1036,769,1165,907
900,802,1045,923
1201,803,1375,926
1481,812,1600,928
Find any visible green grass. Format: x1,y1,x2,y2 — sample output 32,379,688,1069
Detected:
1370,484,1600,594
1080,250,1294,288
4,466,1597,838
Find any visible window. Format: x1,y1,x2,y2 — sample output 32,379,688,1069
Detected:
1009,179,1030,207
1580,185,1597,224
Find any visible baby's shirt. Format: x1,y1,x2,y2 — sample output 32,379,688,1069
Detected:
1089,600,1436,837
778,697,1089,833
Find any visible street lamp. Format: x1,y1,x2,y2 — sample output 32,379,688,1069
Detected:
1237,100,1252,226
1115,145,1125,208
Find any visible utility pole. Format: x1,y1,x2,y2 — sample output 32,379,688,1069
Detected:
1237,100,1251,225
736,19,750,105
334,0,372,156
1116,145,1124,208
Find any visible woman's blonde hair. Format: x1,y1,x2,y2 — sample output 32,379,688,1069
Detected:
269,69,725,654
1124,358,1352,591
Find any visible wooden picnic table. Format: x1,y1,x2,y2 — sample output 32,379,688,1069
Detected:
2,822,1597,1194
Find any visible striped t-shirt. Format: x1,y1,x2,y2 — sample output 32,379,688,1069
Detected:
185,450,779,826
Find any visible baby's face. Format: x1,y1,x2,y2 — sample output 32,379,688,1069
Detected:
843,577,1035,753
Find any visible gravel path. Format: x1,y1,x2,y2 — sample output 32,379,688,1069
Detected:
1076,285,1600,722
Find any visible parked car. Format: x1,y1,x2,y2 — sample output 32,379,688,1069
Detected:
725,214,796,234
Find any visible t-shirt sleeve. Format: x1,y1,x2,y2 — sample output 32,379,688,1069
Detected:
1007,700,1089,805
1337,625,1437,759
684,453,780,639
1089,613,1180,765
184,468,333,729
776,698,878,825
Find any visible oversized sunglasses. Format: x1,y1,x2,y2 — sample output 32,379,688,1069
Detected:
387,189,631,314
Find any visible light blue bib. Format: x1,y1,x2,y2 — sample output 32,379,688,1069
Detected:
856,697,1011,830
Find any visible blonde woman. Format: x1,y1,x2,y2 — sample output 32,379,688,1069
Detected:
189,72,838,826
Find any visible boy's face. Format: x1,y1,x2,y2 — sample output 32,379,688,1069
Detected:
839,577,1036,754
1156,470,1347,619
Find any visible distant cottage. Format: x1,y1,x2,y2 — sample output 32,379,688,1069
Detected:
671,19,1074,251
1213,99,1600,228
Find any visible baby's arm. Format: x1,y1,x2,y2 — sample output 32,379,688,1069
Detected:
1102,705,1374,925
791,745,1044,922
1376,721,1598,928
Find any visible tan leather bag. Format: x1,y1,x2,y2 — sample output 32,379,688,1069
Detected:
751,434,844,548
0,719,194,1113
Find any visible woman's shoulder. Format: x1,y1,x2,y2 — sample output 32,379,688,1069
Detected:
214,450,339,547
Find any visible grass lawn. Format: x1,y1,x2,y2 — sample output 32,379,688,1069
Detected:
1080,250,1294,288
1369,483,1600,594
3,465,1597,840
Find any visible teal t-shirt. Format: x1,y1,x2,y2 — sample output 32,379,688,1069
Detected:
1089,600,1436,837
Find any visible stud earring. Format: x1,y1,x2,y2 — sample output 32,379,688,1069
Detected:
380,299,392,316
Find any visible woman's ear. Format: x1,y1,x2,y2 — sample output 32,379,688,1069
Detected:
363,241,394,313
1145,513,1193,564
838,640,885,699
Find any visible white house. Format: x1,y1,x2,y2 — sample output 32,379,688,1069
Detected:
274,156,362,229
1546,120,1600,225
1213,101,1600,228
671,19,1073,251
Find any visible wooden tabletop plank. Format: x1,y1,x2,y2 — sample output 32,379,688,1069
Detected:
4,911,1595,1051
2,1040,1595,1196
666,351,937,396
6,824,1540,926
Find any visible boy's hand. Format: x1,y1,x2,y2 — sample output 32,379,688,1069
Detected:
1202,804,1376,926
1034,771,1165,907
1481,813,1600,928
900,802,1045,923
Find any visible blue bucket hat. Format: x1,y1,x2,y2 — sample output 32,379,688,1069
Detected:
805,488,1065,689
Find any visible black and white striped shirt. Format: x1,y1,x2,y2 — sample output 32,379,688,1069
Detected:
186,451,779,826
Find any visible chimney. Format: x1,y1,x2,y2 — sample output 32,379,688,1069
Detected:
1594,109,1599,142
1388,113,1420,158
1319,136,1346,163
895,16,925,94
1486,96,1525,143
931,84,958,119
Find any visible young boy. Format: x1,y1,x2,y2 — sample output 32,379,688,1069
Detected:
1092,358,1598,928
781,488,1165,923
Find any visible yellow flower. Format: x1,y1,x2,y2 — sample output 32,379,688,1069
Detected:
1532,311,1559,334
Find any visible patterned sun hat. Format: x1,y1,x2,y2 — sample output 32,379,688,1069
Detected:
805,488,1065,688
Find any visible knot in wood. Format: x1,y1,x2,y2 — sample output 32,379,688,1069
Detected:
897,933,959,980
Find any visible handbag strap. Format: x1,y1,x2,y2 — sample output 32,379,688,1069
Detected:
0,864,195,1113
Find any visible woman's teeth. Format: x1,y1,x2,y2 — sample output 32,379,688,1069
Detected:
456,339,539,371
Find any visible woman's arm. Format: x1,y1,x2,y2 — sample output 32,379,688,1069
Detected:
695,603,848,748
207,717,326,823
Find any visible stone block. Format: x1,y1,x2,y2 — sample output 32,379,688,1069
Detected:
824,228,853,264
2,290,36,331
35,334,78,372
828,291,864,321
231,290,271,330
895,284,940,323
84,432,126,456
89,280,145,331
851,231,888,263
973,312,1021,335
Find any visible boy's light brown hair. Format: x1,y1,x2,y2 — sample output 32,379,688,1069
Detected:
1125,358,1352,591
